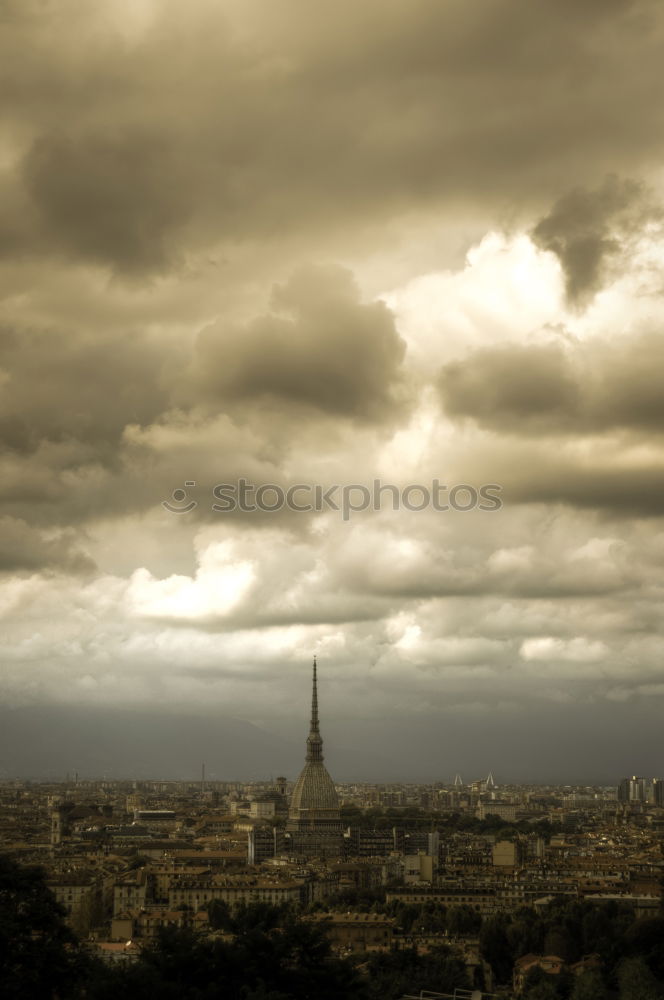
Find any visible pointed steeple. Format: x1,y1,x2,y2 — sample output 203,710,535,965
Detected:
306,656,323,762
310,656,319,733
287,655,341,855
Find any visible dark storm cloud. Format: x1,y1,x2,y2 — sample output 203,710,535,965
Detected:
510,463,664,517
0,516,94,573
0,269,406,455
190,266,407,420
0,325,173,456
0,263,408,544
0,321,187,544
449,431,664,516
532,177,650,301
1,0,663,274
438,333,664,436
22,129,194,274
598,333,664,431
440,343,580,433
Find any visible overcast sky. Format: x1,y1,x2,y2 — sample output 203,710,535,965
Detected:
2,0,664,782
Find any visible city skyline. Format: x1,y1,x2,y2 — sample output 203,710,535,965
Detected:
0,660,661,785
2,1,664,781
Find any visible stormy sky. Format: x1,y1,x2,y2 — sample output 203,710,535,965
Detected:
2,0,664,783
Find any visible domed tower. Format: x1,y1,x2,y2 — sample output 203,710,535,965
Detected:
286,657,342,858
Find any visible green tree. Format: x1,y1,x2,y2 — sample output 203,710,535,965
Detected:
207,897,233,931
363,944,469,1000
570,969,608,1000
617,956,663,1000
524,981,559,1000
506,909,542,961
446,904,481,936
106,917,368,1000
71,888,107,940
479,914,512,983
0,854,93,998
543,926,573,963
624,916,664,980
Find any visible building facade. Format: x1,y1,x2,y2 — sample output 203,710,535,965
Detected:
618,776,646,803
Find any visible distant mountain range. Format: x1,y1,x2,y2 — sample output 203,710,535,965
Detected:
0,705,391,782
0,701,660,784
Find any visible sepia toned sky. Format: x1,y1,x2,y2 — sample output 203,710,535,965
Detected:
2,0,664,781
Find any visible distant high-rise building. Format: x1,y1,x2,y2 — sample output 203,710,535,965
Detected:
618,776,646,803
653,778,664,807
285,657,342,858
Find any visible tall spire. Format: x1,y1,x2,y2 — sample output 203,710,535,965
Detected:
287,654,341,856
310,655,319,733
306,656,323,762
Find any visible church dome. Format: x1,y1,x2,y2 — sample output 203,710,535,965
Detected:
290,760,339,813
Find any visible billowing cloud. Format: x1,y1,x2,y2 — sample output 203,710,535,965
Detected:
189,266,408,420
441,334,664,435
0,324,174,455
2,0,664,780
440,342,580,433
438,331,664,437
0,1,662,275
22,129,195,274
532,177,650,302
0,517,94,573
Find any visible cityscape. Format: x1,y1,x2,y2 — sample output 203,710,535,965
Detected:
2,660,663,998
